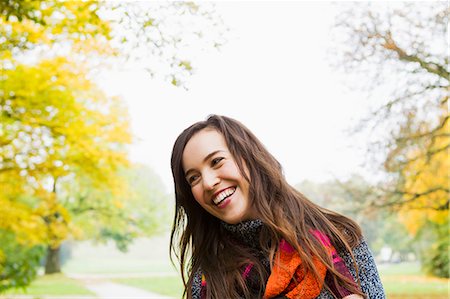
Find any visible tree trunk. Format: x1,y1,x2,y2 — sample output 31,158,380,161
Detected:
45,246,61,274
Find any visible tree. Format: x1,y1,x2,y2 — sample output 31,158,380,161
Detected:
331,2,449,277
1,56,132,274
104,1,227,87
63,164,171,252
0,172,47,290
0,0,226,87
1,58,169,275
0,232,45,292
1,0,224,287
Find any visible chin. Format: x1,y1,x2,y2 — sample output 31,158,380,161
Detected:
222,213,248,225
223,219,241,225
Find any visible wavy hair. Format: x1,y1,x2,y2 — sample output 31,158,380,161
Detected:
170,114,364,298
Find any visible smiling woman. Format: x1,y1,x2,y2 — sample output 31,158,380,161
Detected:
169,115,386,299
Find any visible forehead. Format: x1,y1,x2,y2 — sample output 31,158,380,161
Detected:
182,129,228,170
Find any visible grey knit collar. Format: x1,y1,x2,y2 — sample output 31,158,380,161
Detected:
220,219,264,249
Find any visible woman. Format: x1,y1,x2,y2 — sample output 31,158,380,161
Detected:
170,115,385,299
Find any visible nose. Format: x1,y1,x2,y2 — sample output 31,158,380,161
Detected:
202,170,220,190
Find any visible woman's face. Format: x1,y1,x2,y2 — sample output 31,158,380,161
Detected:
182,128,256,224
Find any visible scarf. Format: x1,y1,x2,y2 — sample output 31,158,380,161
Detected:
264,230,355,299
199,220,357,299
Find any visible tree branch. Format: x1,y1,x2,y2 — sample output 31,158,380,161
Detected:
382,31,450,79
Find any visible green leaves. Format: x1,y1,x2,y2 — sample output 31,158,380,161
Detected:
0,231,46,292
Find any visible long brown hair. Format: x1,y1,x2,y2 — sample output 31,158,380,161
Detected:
170,115,365,298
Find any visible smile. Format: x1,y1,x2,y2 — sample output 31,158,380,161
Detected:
212,187,236,205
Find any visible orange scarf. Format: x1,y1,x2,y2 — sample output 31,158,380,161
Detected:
264,231,340,299
198,231,356,299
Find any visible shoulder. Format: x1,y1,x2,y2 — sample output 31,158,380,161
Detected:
316,238,386,299
192,268,204,299
339,238,386,299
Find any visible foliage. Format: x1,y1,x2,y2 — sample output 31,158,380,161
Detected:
331,2,449,277
104,1,227,87
1,0,226,87
0,231,45,292
415,219,449,278
0,0,113,65
396,114,449,233
0,174,46,291
0,173,46,245
1,0,223,290
64,164,170,252
1,54,133,277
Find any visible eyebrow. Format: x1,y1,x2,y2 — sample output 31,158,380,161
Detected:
184,150,225,178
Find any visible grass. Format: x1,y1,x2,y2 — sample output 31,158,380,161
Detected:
3,238,447,299
62,236,178,275
378,262,449,299
63,257,176,274
113,262,449,299
113,275,183,298
2,273,95,296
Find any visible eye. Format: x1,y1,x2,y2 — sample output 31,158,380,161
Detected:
211,157,224,166
187,174,200,186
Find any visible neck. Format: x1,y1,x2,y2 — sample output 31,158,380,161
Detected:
220,219,264,249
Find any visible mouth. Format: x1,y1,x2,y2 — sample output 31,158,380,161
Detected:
212,187,236,206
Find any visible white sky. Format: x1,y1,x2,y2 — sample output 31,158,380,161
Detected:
97,1,372,193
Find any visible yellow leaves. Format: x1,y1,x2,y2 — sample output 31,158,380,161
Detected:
0,173,45,246
399,199,448,237
0,17,49,47
113,199,124,209
398,110,449,234
0,2,148,278
2,53,133,253
0,197,46,245
35,190,71,249
72,36,116,57
3,55,132,181
1,0,112,59
69,224,84,241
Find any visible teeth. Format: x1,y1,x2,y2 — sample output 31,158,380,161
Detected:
213,187,236,205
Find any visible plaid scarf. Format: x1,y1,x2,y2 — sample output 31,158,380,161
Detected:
199,222,357,299
264,230,356,299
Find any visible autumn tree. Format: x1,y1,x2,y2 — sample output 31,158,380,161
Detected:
331,2,449,277
1,0,224,286
1,58,169,275
0,172,47,291
0,0,226,87
1,56,133,273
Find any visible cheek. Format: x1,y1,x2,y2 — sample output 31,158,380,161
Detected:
222,161,242,178
191,186,203,204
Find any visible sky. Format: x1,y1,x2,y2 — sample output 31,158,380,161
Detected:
96,1,373,193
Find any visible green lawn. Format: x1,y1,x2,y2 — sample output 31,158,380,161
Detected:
2,273,95,296
378,262,449,299
2,262,447,299
63,257,176,274
62,236,178,275
114,262,449,299
114,275,183,298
